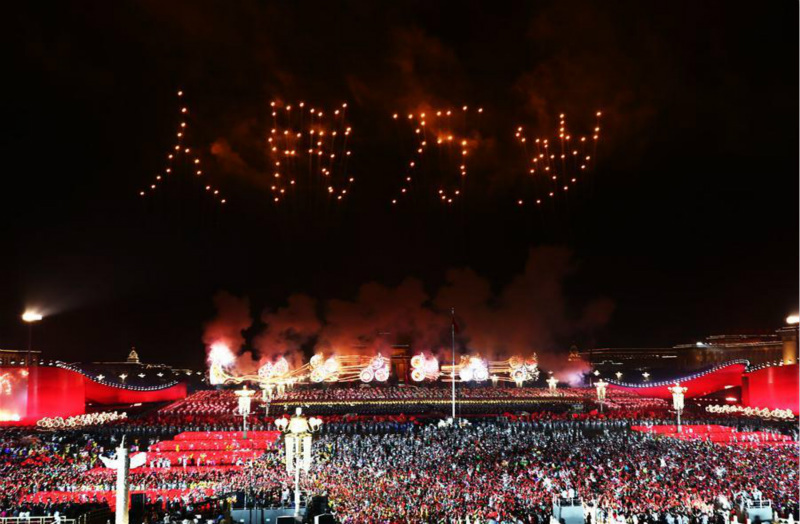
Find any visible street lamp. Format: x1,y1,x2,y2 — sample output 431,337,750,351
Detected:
668,382,688,433
275,408,323,517
642,371,650,381
21,311,43,353
547,376,558,394
235,386,255,439
595,379,608,412
615,372,623,380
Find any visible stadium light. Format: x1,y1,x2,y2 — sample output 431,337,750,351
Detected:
21,312,43,322
21,311,43,353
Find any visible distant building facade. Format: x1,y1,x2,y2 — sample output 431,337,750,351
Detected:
581,328,797,376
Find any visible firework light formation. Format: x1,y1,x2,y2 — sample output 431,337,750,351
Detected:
137,90,603,211
138,90,227,206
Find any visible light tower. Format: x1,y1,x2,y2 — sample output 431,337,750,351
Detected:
275,408,323,517
235,386,255,439
21,311,43,354
668,382,688,432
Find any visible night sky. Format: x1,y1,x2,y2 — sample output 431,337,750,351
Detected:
2,1,798,368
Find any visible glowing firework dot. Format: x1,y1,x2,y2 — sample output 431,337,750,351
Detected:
139,90,227,205
267,100,354,204
514,111,602,207
391,105,483,206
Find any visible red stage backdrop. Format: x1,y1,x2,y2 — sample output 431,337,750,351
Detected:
742,364,799,414
607,362,747,399
1,366,187,423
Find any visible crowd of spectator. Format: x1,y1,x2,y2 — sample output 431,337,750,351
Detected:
1,414,797,524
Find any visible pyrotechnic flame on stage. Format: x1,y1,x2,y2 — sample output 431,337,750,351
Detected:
208,343,235,385
361,354,390,383
459,356,489,382
505,354,540,385
410,353,440,382
310,354,342,383
207,350,545,388
208,343,235,367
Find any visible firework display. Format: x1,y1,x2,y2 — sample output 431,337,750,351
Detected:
135,98,611,211
513,111,602,207
139,90,227,205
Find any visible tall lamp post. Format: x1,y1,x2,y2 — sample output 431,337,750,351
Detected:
261,383,275,418
668,382,688,433
595,379,608,412
21,311,43,354
235,386,255,439
275,408,323,517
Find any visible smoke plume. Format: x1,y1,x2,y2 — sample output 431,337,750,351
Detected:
203,247,612,375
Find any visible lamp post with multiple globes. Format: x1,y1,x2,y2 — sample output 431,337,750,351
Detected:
668,382,688,433
235,386,255,439
595,379,608,412
275,408,323,517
